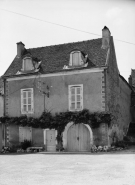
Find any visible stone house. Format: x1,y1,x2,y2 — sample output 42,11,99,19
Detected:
0,78,4,151
128,69,135,139
1,26,131,152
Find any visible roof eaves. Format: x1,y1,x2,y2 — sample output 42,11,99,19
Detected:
2,66,107,79
119,74,132,90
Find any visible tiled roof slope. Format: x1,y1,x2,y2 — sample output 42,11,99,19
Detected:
0,78,3,88
3,37,109,77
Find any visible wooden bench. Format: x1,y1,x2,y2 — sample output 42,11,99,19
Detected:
26,147,43,152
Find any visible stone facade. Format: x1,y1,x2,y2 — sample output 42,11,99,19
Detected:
127,70,135,139
6,71,105,118
1,27,132,151
0,78,4,151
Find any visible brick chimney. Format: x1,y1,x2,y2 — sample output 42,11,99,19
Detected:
101,26,111,49
16,42,25,57
128,75,132,86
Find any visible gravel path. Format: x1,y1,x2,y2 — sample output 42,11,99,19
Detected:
0,150,135,185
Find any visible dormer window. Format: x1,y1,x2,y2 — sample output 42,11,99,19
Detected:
22,57,34,71
69,51,82,66
69,51,88,67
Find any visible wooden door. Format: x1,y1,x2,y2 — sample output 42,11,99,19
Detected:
19,127,32,142
79,124,90,151
46,130,56,152
67,124,79,151
67,124,90,152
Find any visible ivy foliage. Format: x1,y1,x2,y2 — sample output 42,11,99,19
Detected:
0,109,113,131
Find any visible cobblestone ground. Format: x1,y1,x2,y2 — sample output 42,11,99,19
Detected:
0,151,135,185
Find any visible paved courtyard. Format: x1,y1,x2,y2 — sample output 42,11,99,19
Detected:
0,151,135,185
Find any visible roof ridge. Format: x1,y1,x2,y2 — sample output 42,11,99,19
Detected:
28,37,102,50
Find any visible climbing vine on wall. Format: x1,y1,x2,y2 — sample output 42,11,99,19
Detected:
0,109,114,144
0,109,113,131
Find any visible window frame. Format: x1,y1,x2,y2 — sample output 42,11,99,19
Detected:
21,88,34,114
69,51,84,66
68,84,83,111
22,57,34,71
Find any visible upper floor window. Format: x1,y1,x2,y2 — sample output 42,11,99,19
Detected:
21,88,34,114
69,51,84,67
68,85,83,111
22,57,34,71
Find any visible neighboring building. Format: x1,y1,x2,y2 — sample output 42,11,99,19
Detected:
128,70,135,139
1,26,131,152
0,78,4,151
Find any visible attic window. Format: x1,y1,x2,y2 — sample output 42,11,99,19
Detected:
22,57,34,71
69,51,85,67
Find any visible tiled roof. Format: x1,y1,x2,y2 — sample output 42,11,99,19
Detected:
0,78,4,88
3,37,109,77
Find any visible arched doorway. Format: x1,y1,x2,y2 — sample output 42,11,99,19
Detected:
66,123,92,152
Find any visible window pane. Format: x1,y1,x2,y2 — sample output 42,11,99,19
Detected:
23,105,27,112
23,92,26,98
77,95,80,101
71,95,75,102
23,98,27,104
77,87,80,94
71,88,75,95
77,102,81,109
28,105,31,111
71,103,75,109
28,91,31,97
28,98,31,104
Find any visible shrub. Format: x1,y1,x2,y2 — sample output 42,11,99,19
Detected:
21,140,32,150
112,140,127,148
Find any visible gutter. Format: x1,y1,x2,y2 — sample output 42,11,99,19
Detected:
2,66,107,81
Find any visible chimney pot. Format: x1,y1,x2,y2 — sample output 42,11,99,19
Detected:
101,26,111,49
16,42,25,57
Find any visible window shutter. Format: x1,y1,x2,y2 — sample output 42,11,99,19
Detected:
19,127,23,142
72,52,79,66
80,85,83,110
31,89,34,113
69,54,72,66
21,90,24,114
29,128,32,141
68,86,72,110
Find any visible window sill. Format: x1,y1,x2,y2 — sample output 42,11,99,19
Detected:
63,63,88,70
69,109,83,112
21,112,34,115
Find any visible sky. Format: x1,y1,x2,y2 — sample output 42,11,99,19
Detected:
0,0,135,81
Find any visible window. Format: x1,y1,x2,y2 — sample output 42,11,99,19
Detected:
19,127,32,142
69,85,83,111
23,57,34,71
21,88,34,114
69,51,84,66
